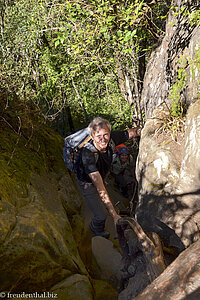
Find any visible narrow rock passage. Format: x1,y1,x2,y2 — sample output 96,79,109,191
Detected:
78,175,135,294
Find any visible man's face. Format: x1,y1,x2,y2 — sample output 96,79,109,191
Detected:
92,125,111,152
119,153,129,164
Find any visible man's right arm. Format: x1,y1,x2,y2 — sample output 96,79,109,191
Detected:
88,171,121,225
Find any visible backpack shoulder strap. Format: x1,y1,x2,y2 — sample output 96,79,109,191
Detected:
84,140,99,163
78,135,92,150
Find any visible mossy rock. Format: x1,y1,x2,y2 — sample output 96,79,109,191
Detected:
50,274,94,300
0,172,87,292
50,275,118,300
92,279,118,300
0,103,87,291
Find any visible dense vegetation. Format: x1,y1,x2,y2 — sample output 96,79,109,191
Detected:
0,0,174,133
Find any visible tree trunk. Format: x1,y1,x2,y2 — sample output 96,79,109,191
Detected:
133,240,200,300
71,79,89,124
0,0,6,57
66,105,74,133
117,217,166,283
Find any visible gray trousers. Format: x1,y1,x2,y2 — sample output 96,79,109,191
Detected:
76,178,107,231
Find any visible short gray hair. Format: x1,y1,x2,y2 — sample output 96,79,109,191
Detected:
88,117,111,137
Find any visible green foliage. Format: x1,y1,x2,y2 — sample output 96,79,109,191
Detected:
0,0,171,131
189,9,200,26
170,57,187,117
170,100,185,118
170,45,200,117
169,4,200,28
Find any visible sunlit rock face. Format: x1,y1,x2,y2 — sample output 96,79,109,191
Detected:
135,0,200,248
118,98,200,300
136,100,200,248
141,0,200,118
179,100,200,190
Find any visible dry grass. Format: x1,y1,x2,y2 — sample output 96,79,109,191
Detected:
154,110,186,144
152,110,186,166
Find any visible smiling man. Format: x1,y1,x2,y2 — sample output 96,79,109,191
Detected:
76,117,141,239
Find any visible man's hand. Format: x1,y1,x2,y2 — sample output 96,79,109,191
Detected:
136,127,142,136
127,127,142,139
113,213,121,226
89,172,122,228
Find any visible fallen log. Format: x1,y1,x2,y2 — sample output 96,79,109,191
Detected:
117,217,166,283
133,240,200,300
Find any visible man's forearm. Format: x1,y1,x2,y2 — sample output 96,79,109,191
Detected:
98,190,118,219
89,171,118,219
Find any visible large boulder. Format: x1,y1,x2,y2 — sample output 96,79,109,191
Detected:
0,172,88,292
136,99,200,248
50,275,118,300
91,236,122,290
0,118,89,292
135,0,200,250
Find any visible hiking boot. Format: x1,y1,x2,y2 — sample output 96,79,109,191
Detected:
89,222,110,239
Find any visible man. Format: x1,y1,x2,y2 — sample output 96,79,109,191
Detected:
111,144,136,201
76,117,141,239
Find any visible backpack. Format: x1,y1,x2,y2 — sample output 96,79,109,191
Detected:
63,127,98,173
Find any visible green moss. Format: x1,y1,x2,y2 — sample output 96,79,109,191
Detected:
0,105,66,204
92,279,118,300
170,47,200,116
